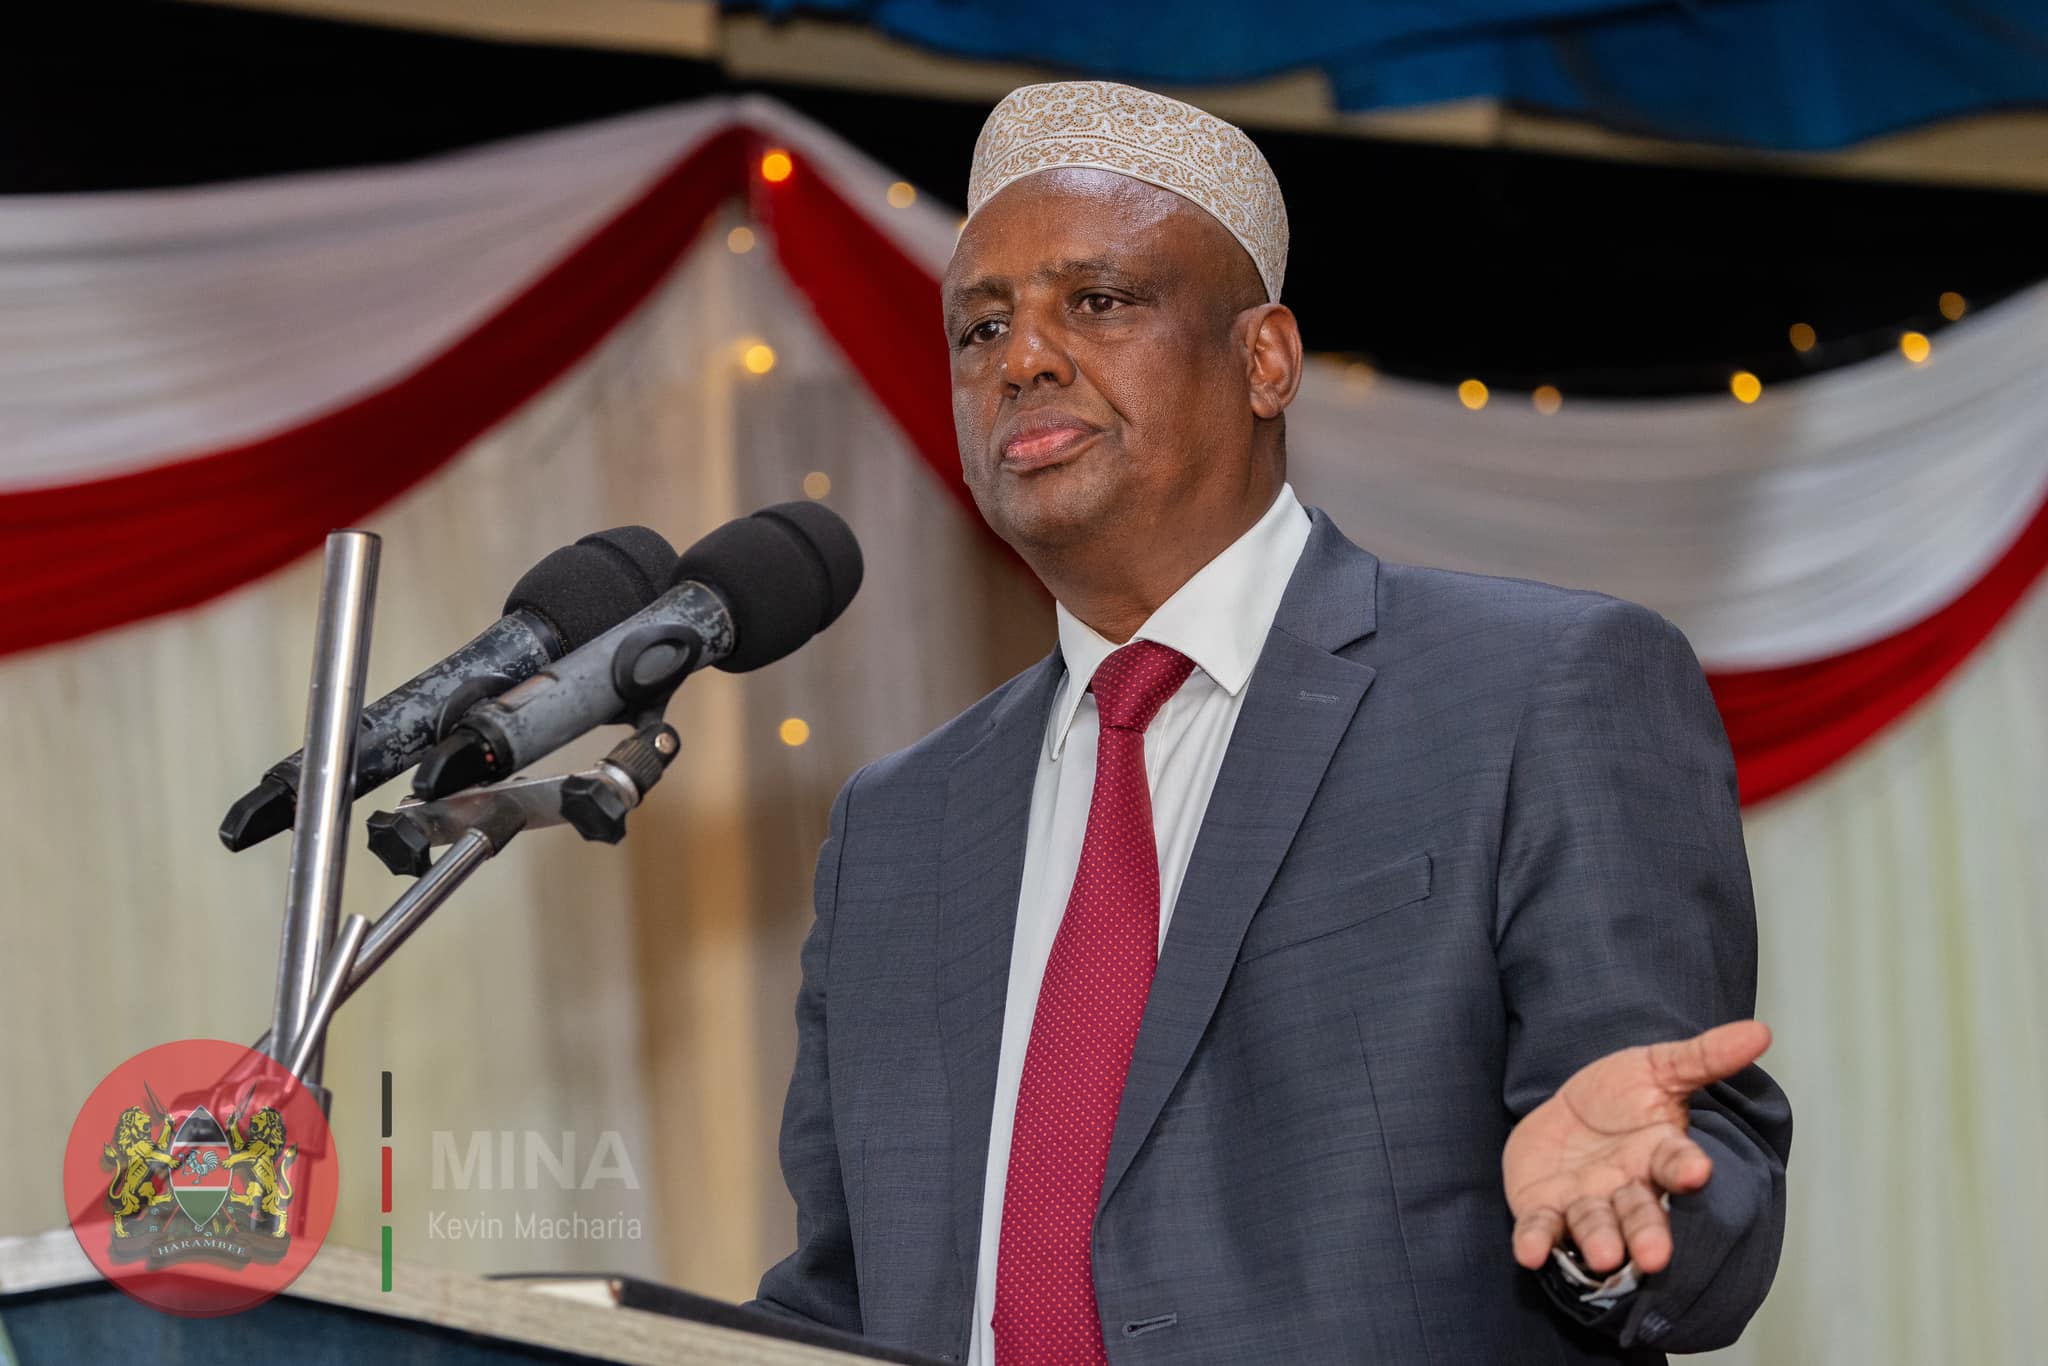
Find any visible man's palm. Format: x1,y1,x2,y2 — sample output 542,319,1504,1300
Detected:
1503,1020,1770,1276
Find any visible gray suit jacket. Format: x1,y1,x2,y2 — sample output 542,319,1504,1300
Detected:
753,510,1792,1363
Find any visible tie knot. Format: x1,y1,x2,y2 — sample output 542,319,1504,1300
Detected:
1089,640,1196,732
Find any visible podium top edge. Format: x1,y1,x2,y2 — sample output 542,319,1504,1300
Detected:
0,1228,96,1296
0,1228,884,1365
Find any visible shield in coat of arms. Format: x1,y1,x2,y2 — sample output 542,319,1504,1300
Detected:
169,1105,233,1230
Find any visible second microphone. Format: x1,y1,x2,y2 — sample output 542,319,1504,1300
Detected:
411,501,863,799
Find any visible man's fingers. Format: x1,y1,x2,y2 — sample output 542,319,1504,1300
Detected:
1564,1195,1627,1274
1613,1181,1673,1275
1647,1019,1771,1095
1512,1207,1565,1270
1650,1131,1713,1193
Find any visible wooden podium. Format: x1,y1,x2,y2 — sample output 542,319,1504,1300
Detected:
0,1228,925,1365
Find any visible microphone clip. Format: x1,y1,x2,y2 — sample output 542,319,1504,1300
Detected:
365,722,682,876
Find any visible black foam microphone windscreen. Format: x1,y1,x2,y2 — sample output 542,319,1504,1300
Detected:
504,525,677,651
671,502,864,673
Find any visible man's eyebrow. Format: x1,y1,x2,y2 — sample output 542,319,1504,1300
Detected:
944,257,1158,314
1038,256,1135,286
1040,257,1170,295
944,274,1012,313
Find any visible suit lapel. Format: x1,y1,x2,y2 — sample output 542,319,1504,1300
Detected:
936,652,1062,1299
1100,512,1380,1213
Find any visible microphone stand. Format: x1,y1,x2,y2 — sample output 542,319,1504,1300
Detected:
262,531,380,1115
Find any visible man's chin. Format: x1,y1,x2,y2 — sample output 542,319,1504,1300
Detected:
982,471,1120,556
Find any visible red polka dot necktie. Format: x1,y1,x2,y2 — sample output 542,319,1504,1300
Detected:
994,640,1198,1366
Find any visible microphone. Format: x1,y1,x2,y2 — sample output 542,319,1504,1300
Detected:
219,526,679,851
411,501,862,799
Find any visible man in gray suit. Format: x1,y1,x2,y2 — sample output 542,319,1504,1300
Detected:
752,81,1791,1364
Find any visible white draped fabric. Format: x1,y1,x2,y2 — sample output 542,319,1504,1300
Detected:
0,100,2042,1362
1288,314,2048,664
0,99,941,492
0,104,723,487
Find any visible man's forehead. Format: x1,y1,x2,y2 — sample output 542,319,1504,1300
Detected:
945,176,1216,297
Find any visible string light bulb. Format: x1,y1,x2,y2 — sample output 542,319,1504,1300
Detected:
1939,292,1966,322
803,471,832,499
1900,331,1931,364
886,181,917,209
760,149,794,183
1788,322,1816,352
742,342,777,375
778,717,811,747
1730,371,1762,404
1458,379,1489,411
726,226,756,254
1531,385,1562,415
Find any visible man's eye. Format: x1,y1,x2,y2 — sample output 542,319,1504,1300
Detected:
1079,293,1122,314
965,318,1007,345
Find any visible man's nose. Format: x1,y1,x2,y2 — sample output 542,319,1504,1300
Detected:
998,305,1075,390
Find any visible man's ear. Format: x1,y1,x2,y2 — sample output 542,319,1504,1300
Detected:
1242,304,1303,420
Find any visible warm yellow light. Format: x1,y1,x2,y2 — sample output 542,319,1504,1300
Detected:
886,181,917,209
1458,379,1489,411
726,226,756,254
1531,385,1562,415
1939,291,1966,322
760,150,794,183
778,717,811,747
1788,322,1816,352
803,471,832,499
742,342,777,375
1900,331,1931,364
1730,371,1762,404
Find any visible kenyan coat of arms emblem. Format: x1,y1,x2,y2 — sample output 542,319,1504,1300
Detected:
64,1038,336,1316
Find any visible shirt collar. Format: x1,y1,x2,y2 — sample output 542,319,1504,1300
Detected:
1048,482,1312,759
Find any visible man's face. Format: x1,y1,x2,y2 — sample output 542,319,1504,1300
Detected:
942,170,1268,557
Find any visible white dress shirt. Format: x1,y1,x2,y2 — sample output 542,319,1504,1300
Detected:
966,484,1312,1365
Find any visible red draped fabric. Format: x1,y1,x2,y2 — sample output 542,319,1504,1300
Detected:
1710,492,2048,804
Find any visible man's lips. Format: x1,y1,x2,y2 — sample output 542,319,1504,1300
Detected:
999,422,1100,471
